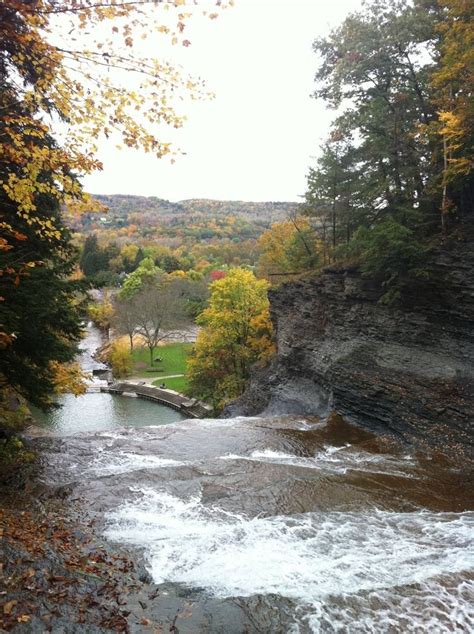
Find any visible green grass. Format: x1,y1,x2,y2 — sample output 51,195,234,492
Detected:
151,375,189,394
131,342,192,385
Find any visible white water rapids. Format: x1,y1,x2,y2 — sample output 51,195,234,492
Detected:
36,410,474,633
105,489,473,632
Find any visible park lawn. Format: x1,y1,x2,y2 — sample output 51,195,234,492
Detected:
152,375,189,394
131,342,193,378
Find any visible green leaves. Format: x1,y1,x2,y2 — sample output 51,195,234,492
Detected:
305,0,473,299
344,218,430,303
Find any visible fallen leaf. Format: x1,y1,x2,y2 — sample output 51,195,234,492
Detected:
17,614,31,623
3,600,17,615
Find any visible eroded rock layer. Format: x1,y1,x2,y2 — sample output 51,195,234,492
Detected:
229,236,474,457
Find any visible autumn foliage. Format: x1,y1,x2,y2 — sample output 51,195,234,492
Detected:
187,269,274,410
305,0,474,300
0,0,228,421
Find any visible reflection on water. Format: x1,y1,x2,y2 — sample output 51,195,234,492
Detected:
31,392,184,434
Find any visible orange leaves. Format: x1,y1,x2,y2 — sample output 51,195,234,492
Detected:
12,231,27,242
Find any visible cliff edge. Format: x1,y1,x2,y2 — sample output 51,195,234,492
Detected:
228,234,474,457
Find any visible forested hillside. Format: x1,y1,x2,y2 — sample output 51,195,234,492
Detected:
69,196,301,281
71,195,297,237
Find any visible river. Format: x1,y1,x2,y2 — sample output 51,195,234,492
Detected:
31,323,186,433
31,325,474,632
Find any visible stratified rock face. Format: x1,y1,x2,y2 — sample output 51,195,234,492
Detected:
229,238,474,455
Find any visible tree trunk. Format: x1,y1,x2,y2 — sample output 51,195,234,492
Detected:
441,135,448,236
332,156,338,251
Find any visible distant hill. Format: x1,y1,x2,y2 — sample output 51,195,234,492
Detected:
69,195,303,258
89,194,300,225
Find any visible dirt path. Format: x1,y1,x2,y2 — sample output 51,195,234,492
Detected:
125,374,184,386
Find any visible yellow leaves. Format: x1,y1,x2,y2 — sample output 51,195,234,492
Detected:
428,0,474,188
108,341,132,378
3,601,17,615
439,111,465,140
257,217,319,283
49,361,87,397
187,268,273,409
168,269,187,279
1,0,230,257
88,294,114,330
188,269,273,401
17,615,31,624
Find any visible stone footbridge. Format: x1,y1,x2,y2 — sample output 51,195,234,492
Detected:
102,382,212,419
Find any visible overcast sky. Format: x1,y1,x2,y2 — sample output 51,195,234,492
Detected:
83,0,363,202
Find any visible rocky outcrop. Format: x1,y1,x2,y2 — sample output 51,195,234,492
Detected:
229,235,474,456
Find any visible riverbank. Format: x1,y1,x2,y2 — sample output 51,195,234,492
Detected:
1,502,138,631
0,487,211,633
229,233,474,462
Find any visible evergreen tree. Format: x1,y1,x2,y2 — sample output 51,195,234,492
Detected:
0,131,83,413
304,0,473,299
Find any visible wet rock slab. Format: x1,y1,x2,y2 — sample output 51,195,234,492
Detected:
2,414,473,632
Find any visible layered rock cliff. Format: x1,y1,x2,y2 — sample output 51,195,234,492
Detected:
229,233,474,457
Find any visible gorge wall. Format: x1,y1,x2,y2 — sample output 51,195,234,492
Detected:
229,233,474,457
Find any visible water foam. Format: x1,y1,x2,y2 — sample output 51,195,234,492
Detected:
88,451,185,475
220,447,415,477
104,489,474,631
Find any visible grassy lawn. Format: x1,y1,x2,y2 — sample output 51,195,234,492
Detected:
151,375,189,394
130,342,192,384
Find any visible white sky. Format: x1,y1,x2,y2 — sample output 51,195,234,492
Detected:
83,0,363,202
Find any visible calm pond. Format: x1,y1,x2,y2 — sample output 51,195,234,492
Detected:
31,392,184,435
31,323,185,434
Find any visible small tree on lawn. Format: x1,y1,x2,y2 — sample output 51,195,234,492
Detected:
112,296,140,351
108,342,132,379
134,279,189,367
187,268,274,410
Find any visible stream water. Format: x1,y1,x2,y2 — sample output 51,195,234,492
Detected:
31,324,185,434
32,326,474,632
